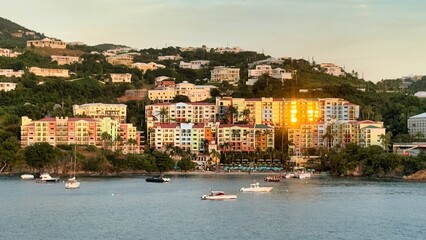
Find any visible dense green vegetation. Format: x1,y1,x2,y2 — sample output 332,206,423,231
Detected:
1,18,426,176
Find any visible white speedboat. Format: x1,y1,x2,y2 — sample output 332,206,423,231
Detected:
65,177,80,189
201,191,237,200
297,172,311,179
36,173,60,183
21,174,34,180
240,182,273,192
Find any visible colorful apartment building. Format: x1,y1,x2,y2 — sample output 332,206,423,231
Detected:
51,55,81,65
0,82,17,92
27,38,67,49
210,67,240,85
215,97,359,127
287,120,385,155
0,69,24,77
73,103,127,123
29,67,69,78
110,73,132,83
20,116,141,154
149,122,273,154
150,123,213,152
216,124,274,152
145,102,216,129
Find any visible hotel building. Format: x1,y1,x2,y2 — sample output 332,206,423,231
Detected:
27,38,67,49
73,103,127,123
210,67,240,85
20,116,141,154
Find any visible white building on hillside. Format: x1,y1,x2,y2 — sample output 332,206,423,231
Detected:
0,48,21,57
320,63,344,77
158,55,182,61
210,67,240,85
0,82,17,92
110,73,132,83
51,55,81,65
27,38,67,49
408,113,426,137
0,69,24,77
179,60,210,69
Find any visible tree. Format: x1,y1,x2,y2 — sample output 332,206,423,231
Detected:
210,88,221,99
0,136,21,173
24,142,55,172
177,157,195,171
172,95,190,103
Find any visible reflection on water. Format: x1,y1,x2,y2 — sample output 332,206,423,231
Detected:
0,174,425,240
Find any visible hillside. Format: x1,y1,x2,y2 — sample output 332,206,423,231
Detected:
0,17,45,48
93,43,130,51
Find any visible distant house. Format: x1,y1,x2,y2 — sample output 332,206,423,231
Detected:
29,67,69,77
319,63,344,77
414,91,426,98
214,46,243,54
27,38,67,49
0,48,21,58
106,54,134,66
210,66,240,85
131,62,166,73
179,60,210,70
155,76,176,87
110,73,132,83
0,82,17,92
51,55,81,65
0,69,24,77
158,55,182,61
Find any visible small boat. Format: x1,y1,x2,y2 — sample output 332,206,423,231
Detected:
240,182,273,192
201,191,237,200
36,173,60,183
65,145,80,189
65,177,80,189
264,175,281,182
21,174,35,180
146,175,171,183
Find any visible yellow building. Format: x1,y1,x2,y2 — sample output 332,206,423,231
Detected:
29,67,69,77
0,82,17,92
106,54,134,66
110,73,132,83
20,116,141,154
210,66,240,85
73,103,127,123
51,55,81,65
27,38,67,49
131,62,166,73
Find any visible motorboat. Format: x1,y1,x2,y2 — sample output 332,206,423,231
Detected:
201,191,237,200
264,175,281,182
146,175,171,183
21,174,34,180
65,177,80,189
36,173,60,183
297,172,311,179
240,182,273,192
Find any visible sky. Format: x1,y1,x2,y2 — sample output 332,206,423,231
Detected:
2,0,426,82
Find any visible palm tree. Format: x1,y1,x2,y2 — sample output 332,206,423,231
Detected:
101,132,112,150
242,108,250,123
209,149,220,170
159,107,169,123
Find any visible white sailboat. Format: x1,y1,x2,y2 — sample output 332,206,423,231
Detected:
65,145,80,189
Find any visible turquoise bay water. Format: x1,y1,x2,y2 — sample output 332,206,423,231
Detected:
1,174,425,240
